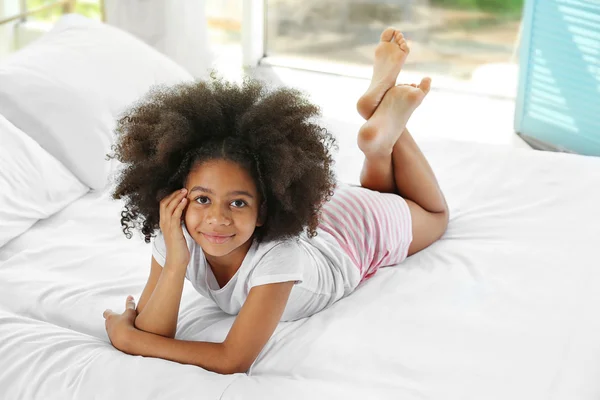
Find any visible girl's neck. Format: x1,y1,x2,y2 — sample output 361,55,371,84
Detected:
204,236,254,288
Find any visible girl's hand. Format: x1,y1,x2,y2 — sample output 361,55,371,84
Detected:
159,188,190,269
103,296,137,352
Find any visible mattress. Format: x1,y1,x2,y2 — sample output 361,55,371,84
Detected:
1,139,599,400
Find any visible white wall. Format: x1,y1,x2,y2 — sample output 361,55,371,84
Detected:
104,0,214,78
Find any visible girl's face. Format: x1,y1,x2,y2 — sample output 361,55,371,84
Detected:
183,159,263,261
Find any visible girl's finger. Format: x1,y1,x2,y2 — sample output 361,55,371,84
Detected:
103,309,113,319
160,188,185,206
159,190,179,213
172,196,187,220
126,296,136,310
165,189,188,216
160,189,187,219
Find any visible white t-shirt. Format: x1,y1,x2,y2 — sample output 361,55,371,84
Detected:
151,226,361,321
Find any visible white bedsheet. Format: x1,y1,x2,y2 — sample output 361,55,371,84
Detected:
1,139,599,400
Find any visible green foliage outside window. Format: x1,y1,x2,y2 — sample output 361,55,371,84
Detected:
25,0,100,22
431,0,524,15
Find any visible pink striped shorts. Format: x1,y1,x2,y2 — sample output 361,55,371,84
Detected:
318,183,413,283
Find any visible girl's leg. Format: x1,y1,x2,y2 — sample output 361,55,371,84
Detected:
358,80,449,255
356,26,447,217
358,151,396,194
357,81,429,194
358,79,447,214
355,27,408,193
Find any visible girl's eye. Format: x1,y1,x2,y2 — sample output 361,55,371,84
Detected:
195,196,210,205
231,200,247,208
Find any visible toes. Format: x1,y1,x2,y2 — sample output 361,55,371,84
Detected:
381,27,396,42
394,31,404,43
418,77,432,94
395,32,410,53
400,41,409,53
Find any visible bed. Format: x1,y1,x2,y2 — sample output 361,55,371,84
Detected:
1,15,600,400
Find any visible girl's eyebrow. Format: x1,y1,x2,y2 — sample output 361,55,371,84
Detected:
189,186,254,198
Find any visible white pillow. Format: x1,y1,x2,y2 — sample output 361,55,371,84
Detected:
0,14,194,190
0,115,89,247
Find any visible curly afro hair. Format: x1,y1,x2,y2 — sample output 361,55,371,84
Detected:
108,76,338,244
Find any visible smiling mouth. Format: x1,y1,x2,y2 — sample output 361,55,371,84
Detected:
201,233,235,244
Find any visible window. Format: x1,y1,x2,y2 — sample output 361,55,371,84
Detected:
266,0,524,85
24,0,101,22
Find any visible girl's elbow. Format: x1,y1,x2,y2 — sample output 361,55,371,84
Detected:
220,346,253,374
220,362,249,375
212,360,248,375
441,208,449,231
223,355,253,375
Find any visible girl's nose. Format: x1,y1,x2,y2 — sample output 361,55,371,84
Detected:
206,206,232,226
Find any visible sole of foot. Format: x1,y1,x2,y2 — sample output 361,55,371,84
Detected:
356,27,410,120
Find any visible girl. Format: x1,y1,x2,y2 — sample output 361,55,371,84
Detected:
102,28,449,374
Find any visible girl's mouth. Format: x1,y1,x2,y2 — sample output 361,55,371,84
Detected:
201,233,234,244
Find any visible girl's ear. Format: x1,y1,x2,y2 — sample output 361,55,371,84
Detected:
256,202,267,227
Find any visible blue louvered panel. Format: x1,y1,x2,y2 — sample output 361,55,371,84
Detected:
515,0,600,156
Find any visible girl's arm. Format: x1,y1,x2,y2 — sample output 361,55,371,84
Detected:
134,256,162,316
122,281,295,374
133,256,186,338
133,188,191,338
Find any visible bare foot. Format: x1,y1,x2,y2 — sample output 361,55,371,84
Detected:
358,77,432,156
356,28,410,120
